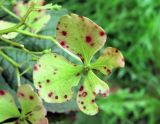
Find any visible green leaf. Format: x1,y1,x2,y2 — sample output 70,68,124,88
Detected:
56,13,107,64
77,71,109,115
17,84,47,124
0,20,18,39
33,53,83,103
0,90,20,123
91,47,125,75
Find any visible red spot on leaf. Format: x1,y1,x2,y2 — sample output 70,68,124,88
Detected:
102,89,110,97
18,92,25,97
0,90,5,96
85,35,92,43
34,64,39,71
62,31,67,36
82,92,87,97
79,86,84,92
107,69,112,74
60,41,65,47
99,31,105,36
48,92,53,97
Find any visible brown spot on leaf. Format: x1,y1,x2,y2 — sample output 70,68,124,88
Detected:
76,73,80,76
46,79,50,83
81,101,84,104
83,106,86,110
29,95,34,100
93,92,96,96
82,92,87,97
55,96,58,99
64,94,67,99
91,99,95,103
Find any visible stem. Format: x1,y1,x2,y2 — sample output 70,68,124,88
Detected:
0,37,39,59
16,68,21,87
0,5,20,20
0,3,34,34
0,50,21,68
16,29,81,62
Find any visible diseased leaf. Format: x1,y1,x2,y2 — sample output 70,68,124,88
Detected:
33,53,83,103
77,71,109,115
0,90,20,123
13,0,50,33
17,84,47,124
0,20,18,39
91,47,125,75
56,13,107,64
0,84,47,123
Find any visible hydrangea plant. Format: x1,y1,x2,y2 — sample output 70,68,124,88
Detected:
33,14,125,115
0,84,48,124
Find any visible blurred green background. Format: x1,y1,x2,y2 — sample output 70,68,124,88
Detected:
0,0,160,124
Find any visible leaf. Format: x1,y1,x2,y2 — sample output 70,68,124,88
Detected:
56,13,107,64
77,71,109,115
33,53,83,103
0,20,18,39
0,90,20,123
13,0,50,33
17,84,47,124
91,47,125,75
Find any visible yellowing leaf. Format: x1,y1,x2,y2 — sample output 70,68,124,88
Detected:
56,14,107,64
17,84,47,124
33,53,83,103
0,90,20,122
91,47,125,75
77,71,109,115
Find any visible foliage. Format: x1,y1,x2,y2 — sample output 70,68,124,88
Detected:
0,0,160,123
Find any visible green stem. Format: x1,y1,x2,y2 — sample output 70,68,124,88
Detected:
0,3,34,34
0,37,39,59
0,50,21,68
16,68,21,87
0,5,20,20
16,29,81,62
